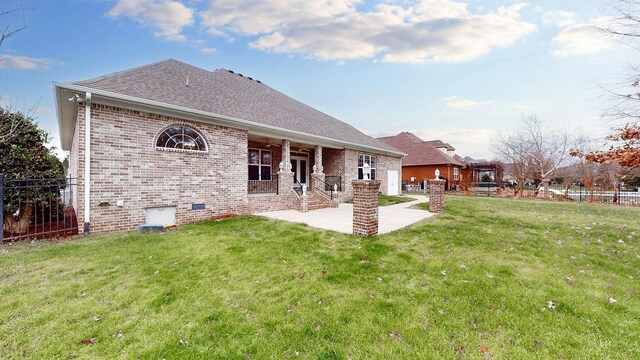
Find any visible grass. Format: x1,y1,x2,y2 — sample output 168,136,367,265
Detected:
377,194,414,206
348,194,415,206
1,196,639,359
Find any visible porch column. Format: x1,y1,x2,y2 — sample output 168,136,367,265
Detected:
312,145,324,190
278,139,294,194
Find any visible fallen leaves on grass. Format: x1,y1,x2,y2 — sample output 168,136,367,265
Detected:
567,276,574,286
547,300,557,310
359,259,369,264
389,330,402,340
607,295,617,304
454,345,466,356
80,338,96,345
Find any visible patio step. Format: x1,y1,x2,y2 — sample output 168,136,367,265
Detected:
306,192,334,211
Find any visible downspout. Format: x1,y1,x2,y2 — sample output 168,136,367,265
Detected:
83,92,92,235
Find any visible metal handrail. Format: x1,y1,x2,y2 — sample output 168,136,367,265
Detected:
324,175,342,192
314,176,334,199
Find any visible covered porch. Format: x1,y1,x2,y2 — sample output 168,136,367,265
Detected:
246,136,345,213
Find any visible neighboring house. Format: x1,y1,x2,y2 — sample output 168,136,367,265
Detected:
54,59,403,234
377,132,464,190
455,156,504,186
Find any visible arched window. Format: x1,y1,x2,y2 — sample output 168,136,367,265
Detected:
156,125,207,152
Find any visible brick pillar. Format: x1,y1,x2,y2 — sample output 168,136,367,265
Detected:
352,180,381,236
429,179,446,213
281,139,292,172
278,172,294,195
311,145,324,191
278,139,294,194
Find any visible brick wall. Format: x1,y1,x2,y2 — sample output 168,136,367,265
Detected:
247,191,299,213
403,164,462,190
75,103,249,233
343,149,401,198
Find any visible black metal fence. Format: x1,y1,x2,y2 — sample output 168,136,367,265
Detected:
1,175,79,243
457,182,640,206
247,174,279,194
542,183,640,206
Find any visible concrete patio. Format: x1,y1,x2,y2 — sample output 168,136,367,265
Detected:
256,195,436,234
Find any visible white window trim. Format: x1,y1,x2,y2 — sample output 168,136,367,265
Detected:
454,167,460,180
358,154,377,180
248,148,272,181
155,124,209,153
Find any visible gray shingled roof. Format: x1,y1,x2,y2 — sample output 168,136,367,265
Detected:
71,59,398,153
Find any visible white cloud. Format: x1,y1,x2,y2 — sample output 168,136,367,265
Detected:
552,17,615,57
201,0,536,63
445,96,491,109
411,128,495,159
0,55,56,70
443,96,530,110
542,10,577,27
108,0,194,41
199,47,217,54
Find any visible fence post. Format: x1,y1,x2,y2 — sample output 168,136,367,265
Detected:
0,174,3,244
579,184,583,202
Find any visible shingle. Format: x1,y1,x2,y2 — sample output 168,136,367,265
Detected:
72,59,398,153
377,132,463,166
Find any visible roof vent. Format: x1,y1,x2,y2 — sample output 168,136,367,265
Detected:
248,77,253,80
228,70,234,74
238,73,244,77
256,80,262,84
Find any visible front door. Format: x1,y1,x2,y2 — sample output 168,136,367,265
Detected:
291,153,309,187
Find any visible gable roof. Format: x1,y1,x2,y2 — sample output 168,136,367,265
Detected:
377,132,463,166
424,140,455,150
54,59,401,155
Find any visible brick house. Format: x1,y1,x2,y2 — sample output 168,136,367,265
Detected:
54,59,403,234
377,132,464,190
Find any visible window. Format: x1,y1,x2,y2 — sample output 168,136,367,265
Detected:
357,154,376,180
454,167,459,180
156,125,207,151
248,149,272,180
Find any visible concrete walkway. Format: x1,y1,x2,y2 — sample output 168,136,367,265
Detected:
256,195,435,234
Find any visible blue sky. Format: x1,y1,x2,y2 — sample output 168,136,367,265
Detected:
0,0,634,159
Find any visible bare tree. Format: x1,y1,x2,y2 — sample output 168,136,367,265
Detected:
0,97,38,142
0,1,25,48
492,128,533,198
493,115,579,199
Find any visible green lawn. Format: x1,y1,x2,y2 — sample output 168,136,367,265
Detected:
348,194,414,206
1,197,639,359
377,194,414,206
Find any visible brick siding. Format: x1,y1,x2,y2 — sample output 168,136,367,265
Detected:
75,103,249,233
70,103,403,233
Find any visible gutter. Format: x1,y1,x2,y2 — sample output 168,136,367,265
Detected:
53,82,406,158
84,92,92,236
